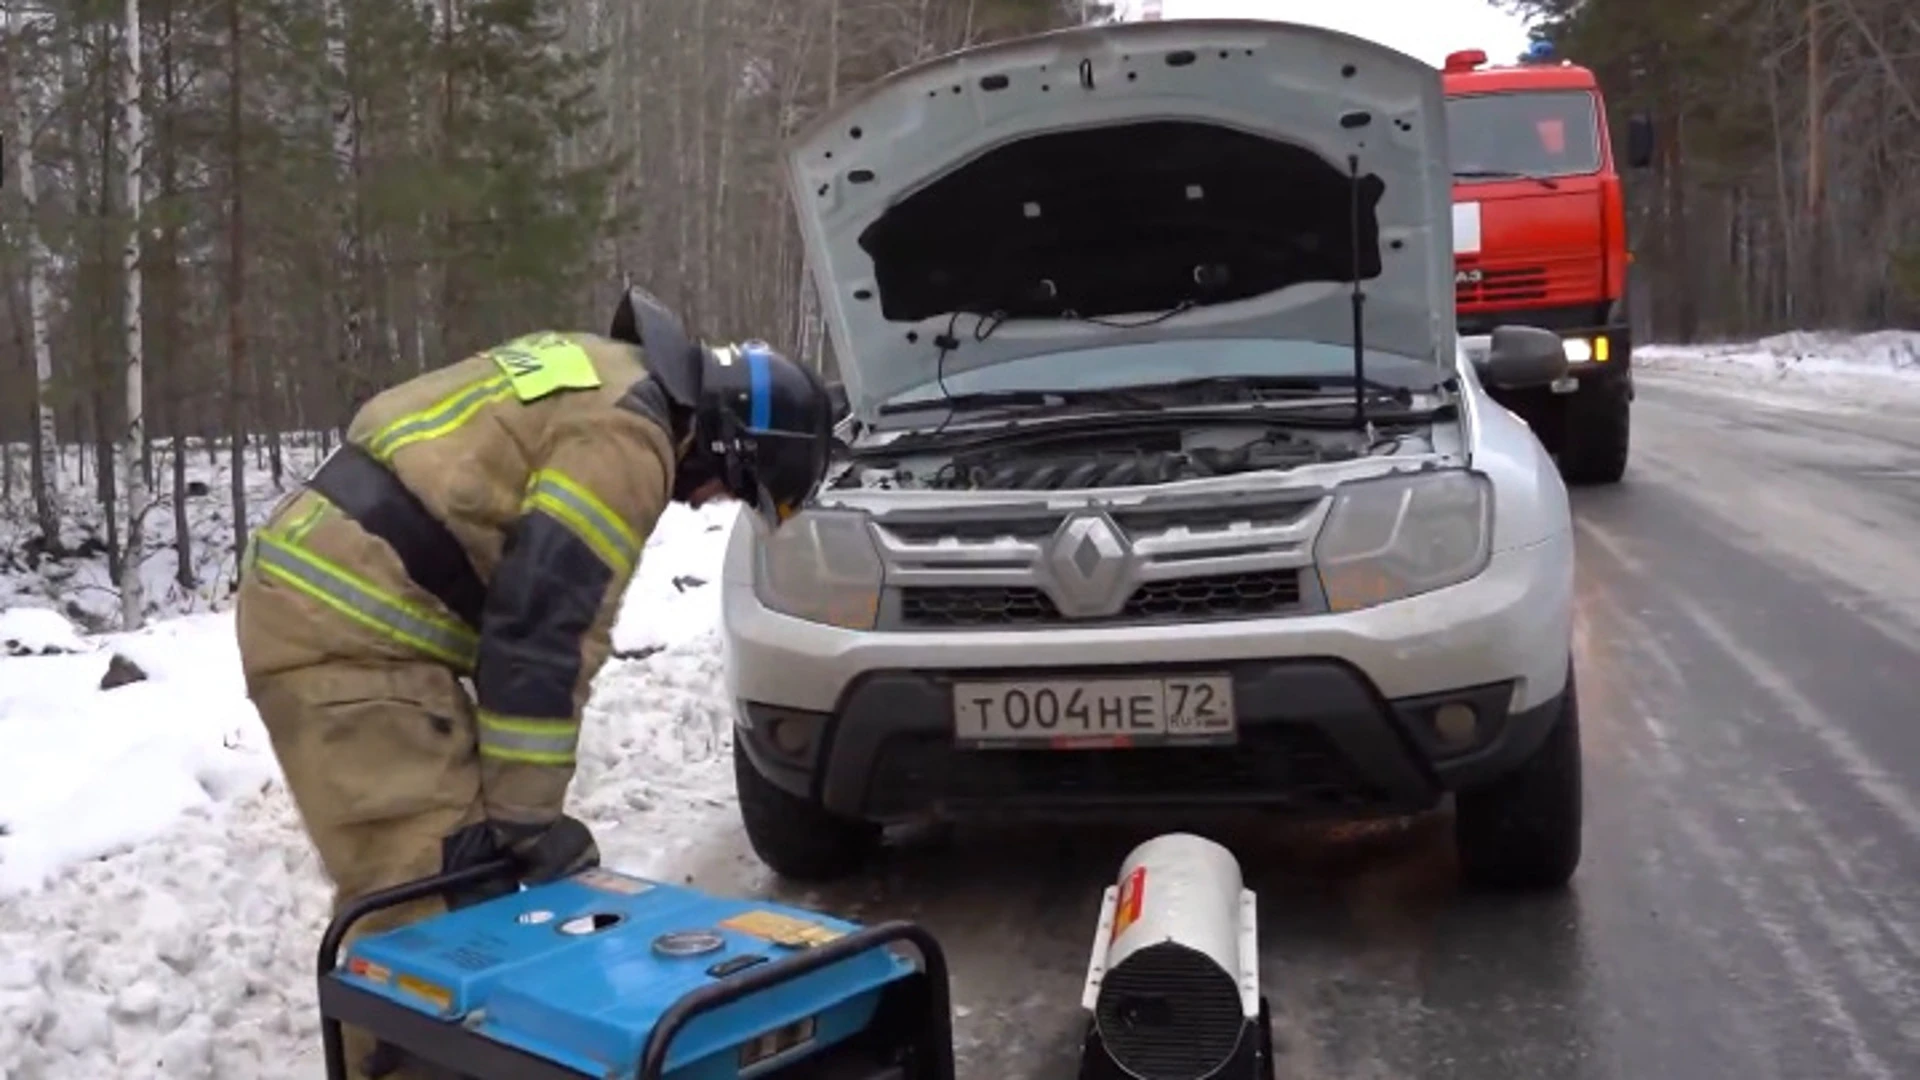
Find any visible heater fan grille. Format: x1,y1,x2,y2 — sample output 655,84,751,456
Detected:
1094,941,1246,1080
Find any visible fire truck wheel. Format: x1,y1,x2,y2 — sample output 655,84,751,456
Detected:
734,738,882,881
1453,666,1584,892
1558,383,1630,485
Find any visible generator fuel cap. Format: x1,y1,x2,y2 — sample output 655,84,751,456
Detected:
651,930,726,958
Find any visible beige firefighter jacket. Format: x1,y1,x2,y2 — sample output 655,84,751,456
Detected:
236,332,680,824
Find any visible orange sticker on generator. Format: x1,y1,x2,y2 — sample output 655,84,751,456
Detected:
1111,867,1146,942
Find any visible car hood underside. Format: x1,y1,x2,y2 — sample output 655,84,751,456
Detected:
785,19,1459,421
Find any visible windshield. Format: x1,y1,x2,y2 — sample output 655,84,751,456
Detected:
877,338,1441,422
1445,90,1603,180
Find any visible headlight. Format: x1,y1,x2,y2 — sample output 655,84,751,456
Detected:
1563,335,1611,363
1313,471,1492,612
752,509,883,630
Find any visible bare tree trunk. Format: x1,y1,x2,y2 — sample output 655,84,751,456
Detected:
6,14,64,550
155,0,194,591
118,0,150,630
226,0,251,562
325,0,369,415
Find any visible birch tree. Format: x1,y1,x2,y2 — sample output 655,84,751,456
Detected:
116,0,147,629
5,7,63,551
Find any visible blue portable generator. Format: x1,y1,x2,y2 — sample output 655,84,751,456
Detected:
316,861,956,1080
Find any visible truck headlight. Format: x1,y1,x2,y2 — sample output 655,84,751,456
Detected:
1313,471,1492,612
1562,335,1610,363
752,509,883,630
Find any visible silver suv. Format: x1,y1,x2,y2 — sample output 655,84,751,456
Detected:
720,20,1584,892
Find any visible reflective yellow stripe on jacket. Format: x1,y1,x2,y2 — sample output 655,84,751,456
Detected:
476,710,580,766
251,526,479,671
365,375,517,462
522,469,641,577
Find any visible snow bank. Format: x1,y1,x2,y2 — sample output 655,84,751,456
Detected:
1637,330,1920,404
0,612,275,896
0,502,744,1078
1,607,91,656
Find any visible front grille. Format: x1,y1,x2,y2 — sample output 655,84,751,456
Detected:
901,585,1060,627
897,569,1304,628
1127,571,1302,619
1097,942,1247,1080
1456,255,1604,308
862,725,1383,815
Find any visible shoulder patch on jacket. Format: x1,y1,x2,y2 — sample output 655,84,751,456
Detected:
488,333,602,402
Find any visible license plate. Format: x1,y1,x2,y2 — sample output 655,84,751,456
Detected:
951,675,1236,749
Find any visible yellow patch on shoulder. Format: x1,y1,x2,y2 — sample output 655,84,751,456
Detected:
488,333,602,402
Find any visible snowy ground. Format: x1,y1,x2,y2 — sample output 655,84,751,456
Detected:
0,331,1917,1077
0,499,745,1078
1636,329,1920,412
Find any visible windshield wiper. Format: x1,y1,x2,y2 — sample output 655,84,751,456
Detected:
875,386,1165,417
1452,168,1560,190
1133,373,1417,407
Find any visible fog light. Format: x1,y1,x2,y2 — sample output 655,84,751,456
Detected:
768,715,816,756
1562,337,1594,363
742,702,827,763
1433,703,1479,748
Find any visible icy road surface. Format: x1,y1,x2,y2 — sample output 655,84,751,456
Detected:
4,349,1920,1078
661,367,1920,1080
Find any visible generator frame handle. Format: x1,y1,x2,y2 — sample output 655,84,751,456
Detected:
637,919,957,1080
317,858,520,1080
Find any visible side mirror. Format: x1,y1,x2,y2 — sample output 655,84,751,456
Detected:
1624,113,1654,169
1482,325,1569,386
825,381,850,425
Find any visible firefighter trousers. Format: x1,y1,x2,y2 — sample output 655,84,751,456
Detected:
246,659,485,1080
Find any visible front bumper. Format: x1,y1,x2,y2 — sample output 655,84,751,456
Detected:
723,531,1574,823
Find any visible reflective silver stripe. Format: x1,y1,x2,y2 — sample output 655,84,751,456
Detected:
528,475,637,564
252,536,478,669
366,376,513,459
476,712,579,765
522,468,641,572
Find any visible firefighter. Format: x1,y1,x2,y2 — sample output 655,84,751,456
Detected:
235,289,833,1079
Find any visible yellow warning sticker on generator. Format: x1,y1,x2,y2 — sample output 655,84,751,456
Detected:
395,974,453,1012
720,910,845,949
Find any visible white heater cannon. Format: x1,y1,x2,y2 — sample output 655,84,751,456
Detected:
1078,833,1274,1080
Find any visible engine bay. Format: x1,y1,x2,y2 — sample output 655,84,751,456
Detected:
830,422,1433,492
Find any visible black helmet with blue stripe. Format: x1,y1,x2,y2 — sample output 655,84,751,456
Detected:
699,339,833,525
610,286,831,526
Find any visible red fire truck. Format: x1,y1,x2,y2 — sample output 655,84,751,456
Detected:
1443,41,1652,485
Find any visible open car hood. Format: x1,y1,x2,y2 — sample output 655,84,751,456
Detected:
785,19,1458,422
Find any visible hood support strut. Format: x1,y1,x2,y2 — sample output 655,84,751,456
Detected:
1347,153,1370,430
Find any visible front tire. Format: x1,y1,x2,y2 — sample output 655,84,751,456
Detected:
1453,670,1584,891
733,737,881,882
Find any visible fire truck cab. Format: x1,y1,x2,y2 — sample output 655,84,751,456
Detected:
1443,40,1653,485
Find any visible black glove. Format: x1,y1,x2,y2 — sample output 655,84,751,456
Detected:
494,815,601,884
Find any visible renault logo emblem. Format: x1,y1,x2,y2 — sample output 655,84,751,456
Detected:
1046,514,1129,617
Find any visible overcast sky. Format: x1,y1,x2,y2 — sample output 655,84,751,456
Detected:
1121,0,1536,68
